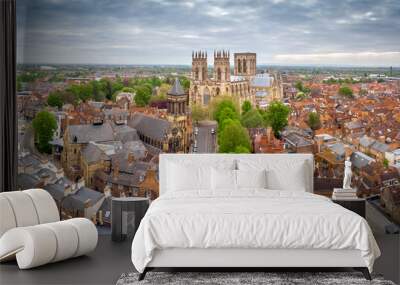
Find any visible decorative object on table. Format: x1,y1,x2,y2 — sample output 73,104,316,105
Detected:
112,197,149,242
0,189,98,269
332,187,358,200
116,271,395,285
343,157,353,190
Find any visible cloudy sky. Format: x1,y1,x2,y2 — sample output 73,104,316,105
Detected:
17,0,400,66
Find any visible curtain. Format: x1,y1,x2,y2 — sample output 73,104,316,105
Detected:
0,0,17,192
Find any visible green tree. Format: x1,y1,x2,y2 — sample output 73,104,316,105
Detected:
94,90,106,102
218,120,251,153
264,101,290,138
179,77,190,91
32,110,57,154
241,109,264,129
234,145,251,153
212,97,239,124
91,80,106,102
112,79,124,95
383,158,389,168
134,86,152,107
191,104,208,123
66,84,93,102
79,83,93,102
241,100,252,114
296,91,307,100
338,85,354,98
99,78,113,100
157,83,172,97
307,111,321,131
47,91,63,109
295,81,304,92
149,94,167,103
61,91,78,106
219,107,240,127
150,76,162,87
16,77,22,92
121,87,135,93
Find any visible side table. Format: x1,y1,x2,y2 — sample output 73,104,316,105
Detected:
111,197,149,242
332,197,366,218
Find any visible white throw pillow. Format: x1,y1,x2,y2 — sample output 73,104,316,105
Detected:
167,163,211,191
266,161,307,191
212,168,237,191
236,169,267,189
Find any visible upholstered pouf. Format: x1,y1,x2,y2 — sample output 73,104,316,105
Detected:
0,189,98,269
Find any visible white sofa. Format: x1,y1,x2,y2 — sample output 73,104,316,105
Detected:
0,189,98,269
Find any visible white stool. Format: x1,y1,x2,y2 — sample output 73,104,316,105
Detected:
0,189,98,269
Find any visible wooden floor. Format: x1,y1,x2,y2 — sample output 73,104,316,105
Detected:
0,235,134,285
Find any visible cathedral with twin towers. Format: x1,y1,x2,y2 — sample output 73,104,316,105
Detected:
189,50,282,108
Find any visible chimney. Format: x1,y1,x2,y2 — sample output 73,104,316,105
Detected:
128,152,135,164
113,162,120,178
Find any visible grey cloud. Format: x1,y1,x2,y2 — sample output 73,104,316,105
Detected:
17,0,400,66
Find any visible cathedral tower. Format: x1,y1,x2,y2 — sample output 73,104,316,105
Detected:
213,50,230,82
192,51,208,82
167,78,187,117
166,78,190,153
234,52,256,77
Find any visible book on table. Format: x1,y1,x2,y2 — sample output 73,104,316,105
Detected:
332,188,359,200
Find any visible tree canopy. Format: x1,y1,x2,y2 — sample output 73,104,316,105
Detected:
263,101,290,138
295,81,311,94
218,120,251,153
179,77,190,91
32,110,57,154
307,111,321,131
210,96,250,153
66,83,93,103
157,83,172,97
134,85,152,107
47,91,63,109
212,97,239,124
241,109,264,129
338,85,354,98
219,107,240,124
191,104,208,123
241,100,252,114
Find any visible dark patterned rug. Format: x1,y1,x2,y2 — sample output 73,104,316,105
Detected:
116,271,396,285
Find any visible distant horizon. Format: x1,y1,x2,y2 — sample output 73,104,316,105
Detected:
17,62,400,69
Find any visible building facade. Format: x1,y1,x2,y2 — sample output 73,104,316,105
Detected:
189,50,282,108
129,78,192,153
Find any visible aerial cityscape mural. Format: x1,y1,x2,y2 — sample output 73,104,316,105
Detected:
16,0,400,226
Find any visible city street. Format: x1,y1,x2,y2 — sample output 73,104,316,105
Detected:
193,120,217,153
